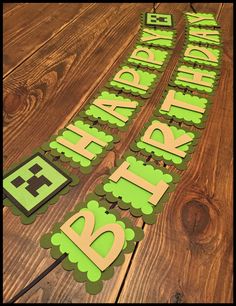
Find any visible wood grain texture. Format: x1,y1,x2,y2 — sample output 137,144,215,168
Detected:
118,3,233,303
3,3,93,77
3,3,152,303
3,3,23,14
3,2,232,304
3,3,152,170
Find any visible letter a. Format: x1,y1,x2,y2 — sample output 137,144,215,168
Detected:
93,98,137,122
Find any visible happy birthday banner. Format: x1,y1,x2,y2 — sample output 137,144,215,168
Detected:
3,11,222,296
3,12,176,225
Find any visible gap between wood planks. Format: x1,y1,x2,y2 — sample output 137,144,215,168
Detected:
115,3,224,303
45,3,156,132
3,3,95,79
3,3,153,302
3,1,188,299
3,3,154,169
3,2,188,302
2,3,152,217
4,3,224,303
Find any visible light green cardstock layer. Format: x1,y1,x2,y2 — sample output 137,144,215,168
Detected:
188,27,221,46
3,151,78,224
103,156,173,217
140,28,175,48
49,120,113,168
185,12,218,27
40,198,143,294
136,119,195,165
85,91,139,127
183,43,221,67
50,200,134,282
127,45,168,69
3,155,68,212
174,65,217,93
110,65,156,95
158,89,209,125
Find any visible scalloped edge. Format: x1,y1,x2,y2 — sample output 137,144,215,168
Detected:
169,62,221,95
184,11,220,29
40,194,144,294
153,85,213,129
3,149,79,225
129,116,201,171
40,119,120,174
94,154,180,224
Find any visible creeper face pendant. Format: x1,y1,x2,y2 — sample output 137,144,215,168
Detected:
3,153,72,216
145,13,174,27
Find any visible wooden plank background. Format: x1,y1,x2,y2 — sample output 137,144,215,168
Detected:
3,3,233,303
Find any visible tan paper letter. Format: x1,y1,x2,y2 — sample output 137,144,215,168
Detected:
141,28,171,42
109,161,169,205
93,98,137,122
177,66,214,87
160,89,205,113
130,46,162,65
60,210,125,271
184,45,218,63
113,67,148,90
186,13,215,24
142,121,192,158
57,124,107,160
189,29,220,43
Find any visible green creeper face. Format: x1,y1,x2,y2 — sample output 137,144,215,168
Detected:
49,120,113,168
159,90,208,125
186,12,218,27
85,91,139,127
136,119,195,165
140,28,175,48
110,65,156,96
50,200,135,282
103,156,173,216
174,65,217,93
3,153,72,216
188,27,221,46
128,45,168,69
183,43,220,67
145,13,173,27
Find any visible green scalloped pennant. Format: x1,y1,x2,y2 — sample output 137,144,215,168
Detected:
131,117,200,170
171,64,219,94
184,12,219,28
3,150,78,224
107,65,159,98
182,43,222,68
139,27,176,48
41,119,119,174
84,91,139,128
139,12,176,49
127,44,169,70
40,196,144,294
154,88,212,129
95,155,179,224
186,26,222,46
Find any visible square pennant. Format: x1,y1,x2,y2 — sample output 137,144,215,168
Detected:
3,152,72,216
145,13,173,27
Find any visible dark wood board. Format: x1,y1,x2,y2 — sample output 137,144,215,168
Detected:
3,3,232,303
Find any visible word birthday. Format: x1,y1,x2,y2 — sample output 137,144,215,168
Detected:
3,11,222,295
